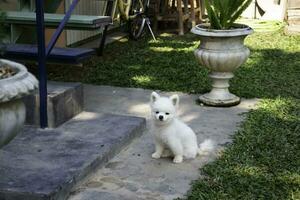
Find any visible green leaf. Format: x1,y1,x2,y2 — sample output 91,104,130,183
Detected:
0,10,6,43
204,0,252,29
227,0,253,28
204,0,222,29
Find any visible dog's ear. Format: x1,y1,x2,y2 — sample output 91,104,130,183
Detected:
151,92,160,103
169,94,179,107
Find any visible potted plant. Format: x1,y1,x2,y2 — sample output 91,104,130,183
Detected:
0,7,38,147
191,0,253,106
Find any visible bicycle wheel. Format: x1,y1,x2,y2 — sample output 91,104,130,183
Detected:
129,15,146,40
128,0,148,40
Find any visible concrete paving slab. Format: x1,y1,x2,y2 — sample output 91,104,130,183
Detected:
68,85,259,200
0,112,145,200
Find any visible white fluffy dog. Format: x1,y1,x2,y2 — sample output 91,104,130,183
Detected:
150,91,213,163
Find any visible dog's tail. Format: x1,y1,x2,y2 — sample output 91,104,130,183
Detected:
198,139,215,156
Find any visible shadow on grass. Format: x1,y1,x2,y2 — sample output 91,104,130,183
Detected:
46,34,299,100
185,97,300,200
232,48,300,99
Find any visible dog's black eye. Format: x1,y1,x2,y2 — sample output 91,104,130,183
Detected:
166,112,170,115
155,111,159,114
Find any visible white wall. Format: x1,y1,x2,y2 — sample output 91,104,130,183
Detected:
65,0,107,46
242,0,287,21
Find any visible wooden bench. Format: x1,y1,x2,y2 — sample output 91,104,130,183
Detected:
3,0,115,61
5,11,112,30
2,7,114,62
1,44,96,64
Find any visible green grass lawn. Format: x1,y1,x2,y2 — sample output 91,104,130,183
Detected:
47,23,300,199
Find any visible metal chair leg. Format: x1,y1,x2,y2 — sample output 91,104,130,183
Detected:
97,25,108,56
145,18,156,41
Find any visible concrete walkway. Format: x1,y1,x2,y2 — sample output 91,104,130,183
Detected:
68,85,258,200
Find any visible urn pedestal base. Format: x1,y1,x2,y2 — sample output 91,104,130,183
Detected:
199,94,240,106
199,72,240,106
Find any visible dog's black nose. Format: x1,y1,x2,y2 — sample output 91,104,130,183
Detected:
159,115,163,120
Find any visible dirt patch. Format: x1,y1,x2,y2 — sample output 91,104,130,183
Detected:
0,64,17,79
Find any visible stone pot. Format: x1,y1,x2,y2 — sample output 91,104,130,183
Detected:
0,59,38,148
191,24,253,106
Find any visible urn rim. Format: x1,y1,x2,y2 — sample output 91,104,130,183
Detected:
0,59,27,82
0,59,38,103
191,23,254,37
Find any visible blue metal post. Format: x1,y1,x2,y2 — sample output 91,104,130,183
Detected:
46,0,80,56
35,0,48,128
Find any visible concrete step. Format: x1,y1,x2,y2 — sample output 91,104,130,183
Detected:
0,112,146,200
24,81,84,128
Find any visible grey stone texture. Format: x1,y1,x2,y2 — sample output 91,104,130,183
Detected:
67,85,259,200
0,112,146,200
23,81,83,128
0,59,38,148
0,83,258,200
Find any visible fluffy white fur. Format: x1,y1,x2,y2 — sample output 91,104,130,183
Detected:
150,91,214,163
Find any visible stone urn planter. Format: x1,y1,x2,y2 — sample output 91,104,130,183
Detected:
0,59,38,148
191,24,253,106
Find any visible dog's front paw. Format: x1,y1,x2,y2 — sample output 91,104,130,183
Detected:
152,152,161,159
173,155,183,163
